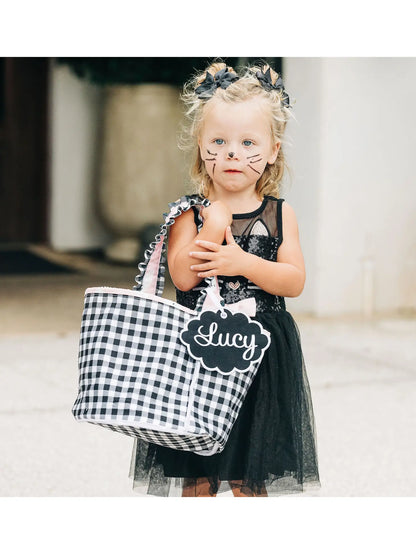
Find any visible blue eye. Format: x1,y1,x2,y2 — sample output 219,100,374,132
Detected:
243,140,253,147
214,139,224,145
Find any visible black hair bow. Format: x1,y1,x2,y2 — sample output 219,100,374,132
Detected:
195,67,240,99
256,68,291,108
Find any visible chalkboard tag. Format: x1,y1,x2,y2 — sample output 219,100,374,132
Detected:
180,309,271,375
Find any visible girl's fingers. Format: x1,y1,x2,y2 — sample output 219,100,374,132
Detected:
190,262,215,271
189,250,214,259
225,226,236,245
197,270,217,278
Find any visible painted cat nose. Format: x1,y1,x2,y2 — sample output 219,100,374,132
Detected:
228,152,235,158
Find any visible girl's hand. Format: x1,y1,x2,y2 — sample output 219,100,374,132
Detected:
189,226,248,278
200,201,232,230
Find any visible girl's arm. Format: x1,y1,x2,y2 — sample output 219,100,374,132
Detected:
189,202,306,298
167,201,232,291
244,202,306,297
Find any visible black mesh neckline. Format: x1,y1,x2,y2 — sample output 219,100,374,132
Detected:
232,196,271,219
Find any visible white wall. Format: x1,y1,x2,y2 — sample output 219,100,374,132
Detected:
281,58,323,316
284,57,416,316
49,62,111,251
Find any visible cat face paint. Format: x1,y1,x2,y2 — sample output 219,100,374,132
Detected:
198,98,279,195
246,153,263,175
203,149,217,175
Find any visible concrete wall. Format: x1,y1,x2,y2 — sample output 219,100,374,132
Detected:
49,62,111,251
284,57,416,317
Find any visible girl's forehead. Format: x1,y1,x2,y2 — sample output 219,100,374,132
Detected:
204,97,268,118
201,97,271,132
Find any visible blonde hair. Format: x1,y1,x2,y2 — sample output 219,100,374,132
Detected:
178,60,294,198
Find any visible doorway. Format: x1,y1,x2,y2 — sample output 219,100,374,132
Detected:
0,58,50,245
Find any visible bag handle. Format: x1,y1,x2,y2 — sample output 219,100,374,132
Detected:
133,195,224,312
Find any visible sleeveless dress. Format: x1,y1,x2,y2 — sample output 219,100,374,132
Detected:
129,195,321,496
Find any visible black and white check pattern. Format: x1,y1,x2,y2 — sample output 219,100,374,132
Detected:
94,424,220,455
72,288,260,455
72,196,264,456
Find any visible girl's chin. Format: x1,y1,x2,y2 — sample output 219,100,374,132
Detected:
211,181,257,194
213,175,247,184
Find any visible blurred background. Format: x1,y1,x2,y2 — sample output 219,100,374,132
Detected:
0,57,415,496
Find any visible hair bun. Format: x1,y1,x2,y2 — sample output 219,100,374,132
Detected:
255,66,291,108
195,66,240,99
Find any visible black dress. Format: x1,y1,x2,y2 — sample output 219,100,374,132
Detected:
129,195,321,496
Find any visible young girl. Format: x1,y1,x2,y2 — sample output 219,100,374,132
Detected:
129,61,321,497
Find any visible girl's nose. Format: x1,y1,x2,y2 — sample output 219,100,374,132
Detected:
227,151,239,159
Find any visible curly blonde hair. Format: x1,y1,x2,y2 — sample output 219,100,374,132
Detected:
178,59,294,198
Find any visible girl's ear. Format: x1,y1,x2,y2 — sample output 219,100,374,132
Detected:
267,141,280,165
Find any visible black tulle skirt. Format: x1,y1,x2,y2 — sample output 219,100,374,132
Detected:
129,310,321,496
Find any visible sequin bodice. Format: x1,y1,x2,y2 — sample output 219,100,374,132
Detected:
175,195,286,313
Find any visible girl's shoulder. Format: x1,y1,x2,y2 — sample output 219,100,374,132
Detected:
261,195,286,215
264,194,284,203
266,198,298,234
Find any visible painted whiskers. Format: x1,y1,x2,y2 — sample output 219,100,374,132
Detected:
203,149,263,176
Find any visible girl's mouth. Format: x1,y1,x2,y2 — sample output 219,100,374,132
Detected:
225,170,242,173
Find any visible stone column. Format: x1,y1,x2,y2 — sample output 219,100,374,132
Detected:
98,84,187,262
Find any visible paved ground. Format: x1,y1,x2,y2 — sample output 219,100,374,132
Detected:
1,246,415,497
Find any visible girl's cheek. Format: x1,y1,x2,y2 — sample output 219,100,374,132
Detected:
205,164,214,178
258,160,268,175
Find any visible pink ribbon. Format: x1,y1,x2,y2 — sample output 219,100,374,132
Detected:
225,297,257,317
201,286,256,317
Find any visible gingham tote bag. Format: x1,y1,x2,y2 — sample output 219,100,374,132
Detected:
72,195,270,456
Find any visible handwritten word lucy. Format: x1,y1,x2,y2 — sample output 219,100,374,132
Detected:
193,322,257,361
